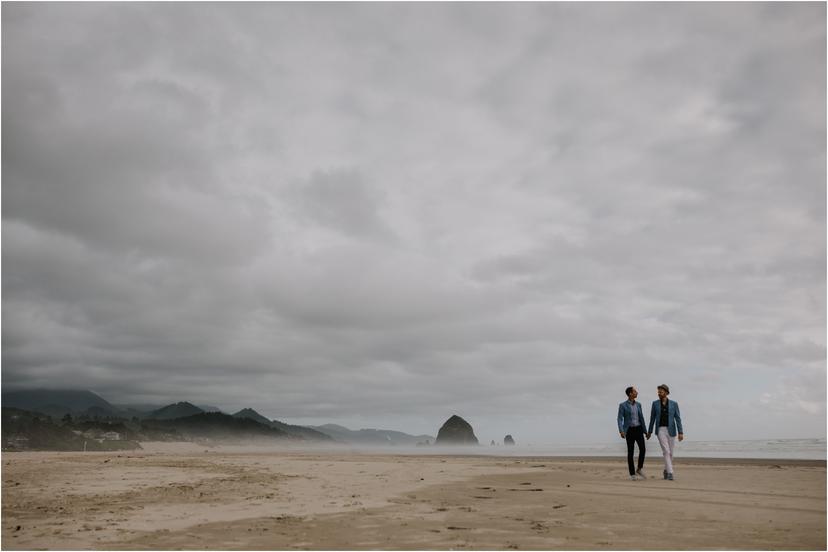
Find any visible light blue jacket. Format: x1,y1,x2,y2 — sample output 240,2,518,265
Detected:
617,400,647,434
648,399,683,437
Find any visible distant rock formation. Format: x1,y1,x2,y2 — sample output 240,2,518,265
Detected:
435,415,478,445
504,434,515,446
490,440,496,446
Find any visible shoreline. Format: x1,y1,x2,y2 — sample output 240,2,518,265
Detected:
4,441,825,469
385,453,827,466
4,443,824,466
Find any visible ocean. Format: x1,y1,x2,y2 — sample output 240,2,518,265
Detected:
460,438,827,460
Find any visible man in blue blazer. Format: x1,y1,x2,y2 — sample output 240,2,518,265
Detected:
617,386,647,480
646,384,684,480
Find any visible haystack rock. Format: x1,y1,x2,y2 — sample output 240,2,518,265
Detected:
435,415,478,445
504,434,515,446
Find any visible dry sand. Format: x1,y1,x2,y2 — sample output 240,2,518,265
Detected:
2,443,824,550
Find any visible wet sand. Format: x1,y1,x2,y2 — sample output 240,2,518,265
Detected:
2,443,825,550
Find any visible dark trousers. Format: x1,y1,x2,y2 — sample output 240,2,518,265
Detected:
625,425,646,475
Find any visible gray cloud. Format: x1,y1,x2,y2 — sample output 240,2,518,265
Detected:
289,169,397,242
2,3,824,443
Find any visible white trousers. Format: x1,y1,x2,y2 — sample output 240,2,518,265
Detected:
656,427,676,474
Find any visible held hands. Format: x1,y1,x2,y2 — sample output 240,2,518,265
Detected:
646,433,651,440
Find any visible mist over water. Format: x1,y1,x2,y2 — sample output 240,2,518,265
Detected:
370,439,826,460
485,438,828,460
173,438,826,460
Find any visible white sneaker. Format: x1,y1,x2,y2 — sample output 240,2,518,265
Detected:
630,474,638,481
636,469,646,479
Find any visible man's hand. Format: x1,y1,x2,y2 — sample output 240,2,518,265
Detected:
620,432,625,439
646,433,651,440
678,433,684,442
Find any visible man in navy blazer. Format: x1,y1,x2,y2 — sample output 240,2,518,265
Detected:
617,386,647,480
647,384,684,480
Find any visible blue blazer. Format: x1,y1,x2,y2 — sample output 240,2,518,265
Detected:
617,400,647,434
648,399,683,437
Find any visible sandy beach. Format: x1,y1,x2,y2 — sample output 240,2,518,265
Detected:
2,443,824,550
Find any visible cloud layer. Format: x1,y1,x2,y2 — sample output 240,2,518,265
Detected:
3,3,825,443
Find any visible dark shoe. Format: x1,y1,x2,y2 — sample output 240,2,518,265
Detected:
667,473,674,481
663,470,668,479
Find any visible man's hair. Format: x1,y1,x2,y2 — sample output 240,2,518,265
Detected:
625,386,634,397
658,384,670,395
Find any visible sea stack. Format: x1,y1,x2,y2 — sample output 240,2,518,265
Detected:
504,434,515,446
435,415,479,445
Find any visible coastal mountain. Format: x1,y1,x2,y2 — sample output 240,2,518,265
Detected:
232,408,272,426
112,404,163,418
269,420,334,441
2,389,430,447
0,390,219,421
142,412,291,441
232,409,334,441
3,406,298,449
146,402,204,420
310,423,435,445
115,403,223,417
1,389,117,417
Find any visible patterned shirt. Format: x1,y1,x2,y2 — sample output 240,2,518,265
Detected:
628,400,640,427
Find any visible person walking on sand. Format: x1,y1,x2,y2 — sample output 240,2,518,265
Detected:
646,384,683,480
617,386,647,480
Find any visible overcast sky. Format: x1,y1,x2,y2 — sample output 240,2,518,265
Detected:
2,3,825,444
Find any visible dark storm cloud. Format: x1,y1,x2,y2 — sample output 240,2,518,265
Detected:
2,3,824,442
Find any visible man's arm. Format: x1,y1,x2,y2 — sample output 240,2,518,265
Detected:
617,403,625,437
646,401,655,438
675,401,683,441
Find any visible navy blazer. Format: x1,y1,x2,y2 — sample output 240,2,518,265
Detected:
617,400,647,434
648,399,684,437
